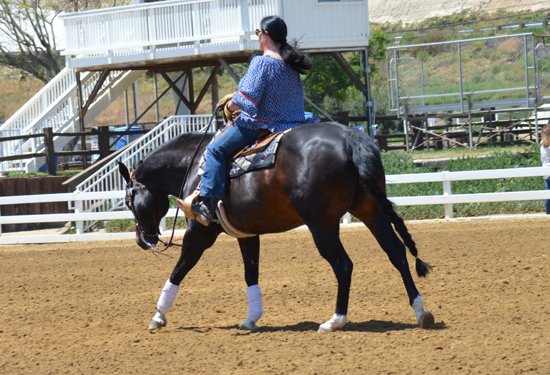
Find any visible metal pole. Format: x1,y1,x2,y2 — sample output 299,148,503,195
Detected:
394,50,401,118
404,117,410,152
420,59,425,106
364,48,373,136
524,35,530,108
468,109,473,149
459,43,464,114
535,106,539,145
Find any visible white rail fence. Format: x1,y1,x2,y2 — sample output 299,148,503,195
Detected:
61,0,281,67
61,0,369,69
2,166,550,244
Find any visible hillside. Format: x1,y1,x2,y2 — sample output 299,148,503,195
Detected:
369,0,548,24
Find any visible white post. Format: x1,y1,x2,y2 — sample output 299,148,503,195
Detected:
74,195,84,235
342,212,351,225
160,217,167,232
442,174,453,219
404,119,409,152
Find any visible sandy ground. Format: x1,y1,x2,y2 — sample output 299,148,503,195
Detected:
1,217,549,374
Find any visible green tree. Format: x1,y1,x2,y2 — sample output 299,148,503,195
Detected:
303,30,389,115
0,0,130,83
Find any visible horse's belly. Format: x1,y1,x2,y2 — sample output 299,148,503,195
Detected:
225,172,304,234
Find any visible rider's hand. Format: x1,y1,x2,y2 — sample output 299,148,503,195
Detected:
217,93,235,108
218,93,239,122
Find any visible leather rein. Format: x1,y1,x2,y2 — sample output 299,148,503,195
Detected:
125,104,223,256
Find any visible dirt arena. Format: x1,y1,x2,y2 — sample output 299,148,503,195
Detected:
1,217,549,374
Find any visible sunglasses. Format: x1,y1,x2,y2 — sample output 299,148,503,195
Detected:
255,29,264,36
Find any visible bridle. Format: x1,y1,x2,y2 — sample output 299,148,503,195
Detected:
125,171,169,255
124,103,223,256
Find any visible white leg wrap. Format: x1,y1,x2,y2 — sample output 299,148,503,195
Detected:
246,284,263,322
412,295,426,323
318,313,347,333
157,279,180,316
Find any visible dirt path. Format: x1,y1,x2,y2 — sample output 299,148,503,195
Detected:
1,218,549,374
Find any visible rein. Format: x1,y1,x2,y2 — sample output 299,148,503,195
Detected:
127,104,222,256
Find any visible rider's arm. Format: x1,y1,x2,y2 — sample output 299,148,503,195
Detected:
231,57,271,117
226,100,239,112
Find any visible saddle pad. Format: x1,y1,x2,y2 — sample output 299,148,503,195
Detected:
198,130,288,179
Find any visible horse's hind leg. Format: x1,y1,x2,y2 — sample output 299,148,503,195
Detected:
237,236,262,331
355,207,434,327
149,221,222,330
307,223,353,333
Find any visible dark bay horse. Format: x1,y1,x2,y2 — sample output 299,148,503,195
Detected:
119,122,434,332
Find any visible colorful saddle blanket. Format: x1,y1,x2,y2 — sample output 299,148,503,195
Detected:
198,129,289,179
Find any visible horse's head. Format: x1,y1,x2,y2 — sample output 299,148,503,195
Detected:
119,162,170,250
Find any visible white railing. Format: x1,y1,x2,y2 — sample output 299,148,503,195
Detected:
74,114,213,232
2,166,550,244
0,68,128,173
386,167,550,218
61,0,280,55
0,67,76,135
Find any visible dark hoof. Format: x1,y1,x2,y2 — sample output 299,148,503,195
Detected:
419,311,435,328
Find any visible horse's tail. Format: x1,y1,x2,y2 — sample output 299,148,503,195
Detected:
345,130,432,277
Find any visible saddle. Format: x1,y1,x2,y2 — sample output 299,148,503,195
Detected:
181,128,289,236
233,129,282,159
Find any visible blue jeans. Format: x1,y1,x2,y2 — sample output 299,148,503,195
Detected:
545,178,550,215
200,125,261,199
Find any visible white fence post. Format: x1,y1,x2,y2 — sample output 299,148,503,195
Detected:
342,212,351,225
443,180,453,219
74,194,84,235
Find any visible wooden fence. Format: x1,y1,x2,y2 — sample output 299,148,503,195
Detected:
0,176,70,232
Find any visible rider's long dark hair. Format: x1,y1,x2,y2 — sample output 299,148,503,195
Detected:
260,16,312,74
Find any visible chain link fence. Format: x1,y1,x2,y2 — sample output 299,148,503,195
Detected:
387,33,545,117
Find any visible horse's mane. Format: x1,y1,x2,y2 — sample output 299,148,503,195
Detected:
153,132,215,153
133,132,214,184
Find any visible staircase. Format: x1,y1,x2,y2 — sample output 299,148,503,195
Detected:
73,114,213,232
0,67,144,173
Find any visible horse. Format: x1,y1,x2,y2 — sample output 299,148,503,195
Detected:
118,122,434,333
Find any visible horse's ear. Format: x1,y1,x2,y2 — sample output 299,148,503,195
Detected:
118,162,131,184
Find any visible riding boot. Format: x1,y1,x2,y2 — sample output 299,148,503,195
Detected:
191,197,218,226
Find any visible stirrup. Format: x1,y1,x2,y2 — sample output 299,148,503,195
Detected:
191,199,218,226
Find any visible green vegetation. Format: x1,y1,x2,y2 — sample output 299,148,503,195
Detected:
2,170,82,177
381,144,546,220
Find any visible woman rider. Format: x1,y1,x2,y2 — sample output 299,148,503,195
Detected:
180,15,320,226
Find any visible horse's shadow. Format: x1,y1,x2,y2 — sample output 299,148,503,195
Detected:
175,320,446,335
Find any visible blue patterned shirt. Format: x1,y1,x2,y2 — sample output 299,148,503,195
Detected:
231,56,320,133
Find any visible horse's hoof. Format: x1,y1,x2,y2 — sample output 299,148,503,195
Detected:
317,313,347,333
419,311,435,328
239,318,258,331
148,311,167,330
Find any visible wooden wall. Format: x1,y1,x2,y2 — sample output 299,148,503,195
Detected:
0,177,71,232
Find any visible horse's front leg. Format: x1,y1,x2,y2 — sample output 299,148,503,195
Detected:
149,221,222,330
237,236,263,331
